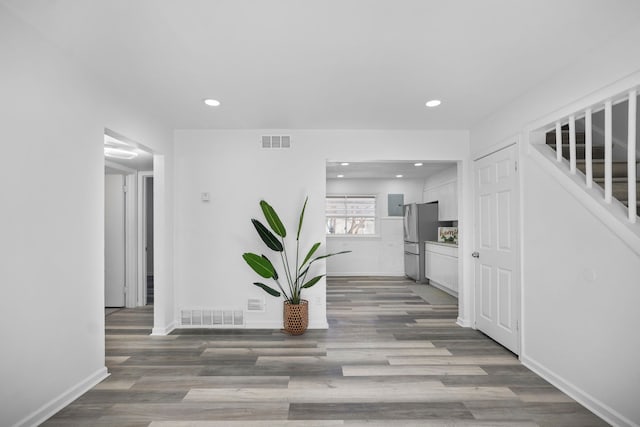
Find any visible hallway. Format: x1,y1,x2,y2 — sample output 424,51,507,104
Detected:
45,277,605,426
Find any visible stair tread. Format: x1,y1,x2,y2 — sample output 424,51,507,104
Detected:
593,178,640,183
577,159,635,164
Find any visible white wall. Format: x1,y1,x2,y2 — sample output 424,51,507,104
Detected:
326,178,424,276
173,130,469,330
0,7,174,427
470,21,640,427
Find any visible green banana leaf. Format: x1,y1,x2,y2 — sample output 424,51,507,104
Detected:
253,282,281,297
251,219,283,252
261,255,278,280
296,197,308,241
260,200,286,238
301,274,325,289
242,253,275,278
300,242,321,269
308,250,352,266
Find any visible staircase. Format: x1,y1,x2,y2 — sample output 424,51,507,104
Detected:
545,127,640,215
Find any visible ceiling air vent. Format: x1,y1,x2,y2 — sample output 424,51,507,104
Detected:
261,135,291,149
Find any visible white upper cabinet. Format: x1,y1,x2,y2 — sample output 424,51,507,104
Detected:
422,167,458,221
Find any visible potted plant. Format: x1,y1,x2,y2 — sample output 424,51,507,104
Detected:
242,198,350,335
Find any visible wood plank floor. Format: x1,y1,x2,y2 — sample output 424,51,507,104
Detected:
45,277,607,426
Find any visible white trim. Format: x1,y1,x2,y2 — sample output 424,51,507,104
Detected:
472,137,518,162
326,272,406,277
521,355,637,427
153,154,169,333
125,173,137,308
529,144,640,256
151,320,177,336
456,316,472,328
517,134,529,358
137,171,153,307
12,367,108,427
458,159,474,331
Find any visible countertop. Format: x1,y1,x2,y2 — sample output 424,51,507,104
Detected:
425,240,458,248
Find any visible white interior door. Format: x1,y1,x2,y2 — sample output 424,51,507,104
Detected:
474,144,520,354
105,174,126,307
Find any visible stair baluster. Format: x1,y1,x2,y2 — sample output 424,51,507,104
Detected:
555,121,562,163
628,89,637,222
585,108,593,188
604,100,613,203
569,115,577,174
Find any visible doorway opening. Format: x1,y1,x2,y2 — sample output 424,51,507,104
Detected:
140,173,154,306
324,160,461,312
104,130,154,314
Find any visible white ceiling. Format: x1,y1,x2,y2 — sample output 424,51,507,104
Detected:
327,161,454,180
5,0,640,130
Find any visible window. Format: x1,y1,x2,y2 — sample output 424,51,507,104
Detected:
326,195,376,235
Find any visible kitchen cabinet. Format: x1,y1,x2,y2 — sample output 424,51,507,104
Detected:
424,242,458,296
422,181,457,221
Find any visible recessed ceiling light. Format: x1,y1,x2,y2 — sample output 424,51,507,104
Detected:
104,147,138,160
425,99,441,108
340,162,350,166
204,99,221,107
414,162,424,167
395,174,403,178
337,174,344,178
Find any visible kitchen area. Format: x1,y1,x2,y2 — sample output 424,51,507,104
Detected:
403,201,458,297
326,161,460,298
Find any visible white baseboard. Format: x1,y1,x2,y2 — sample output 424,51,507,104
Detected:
521,355,637,427
13,367,108,427
326,272,405,277
456,316,472,328
151,320,176,336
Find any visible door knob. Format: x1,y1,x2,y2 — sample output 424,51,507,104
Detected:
472,251,480,258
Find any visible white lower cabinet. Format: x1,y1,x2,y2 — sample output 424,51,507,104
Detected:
424,243,458,296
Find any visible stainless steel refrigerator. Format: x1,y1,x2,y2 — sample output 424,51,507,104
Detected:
403,202,439,282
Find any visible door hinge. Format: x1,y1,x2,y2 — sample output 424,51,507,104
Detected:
515,161,518,172
516,319,519,331
123,185,128,193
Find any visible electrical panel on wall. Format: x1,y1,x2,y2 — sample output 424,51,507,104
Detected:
388,193,404,216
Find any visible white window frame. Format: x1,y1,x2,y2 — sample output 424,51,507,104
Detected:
326,194,377,236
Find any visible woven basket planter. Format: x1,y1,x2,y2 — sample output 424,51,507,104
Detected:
283,300,308,335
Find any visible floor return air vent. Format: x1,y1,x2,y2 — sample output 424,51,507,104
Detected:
180,308,245,328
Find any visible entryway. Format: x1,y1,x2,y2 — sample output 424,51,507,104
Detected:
104,130,155,310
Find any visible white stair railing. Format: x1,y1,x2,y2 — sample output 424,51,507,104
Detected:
585,108,593,188
628,89,637,223
551,88,638,222
604,100,613,204
569,115,577,174
555,121,562,163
